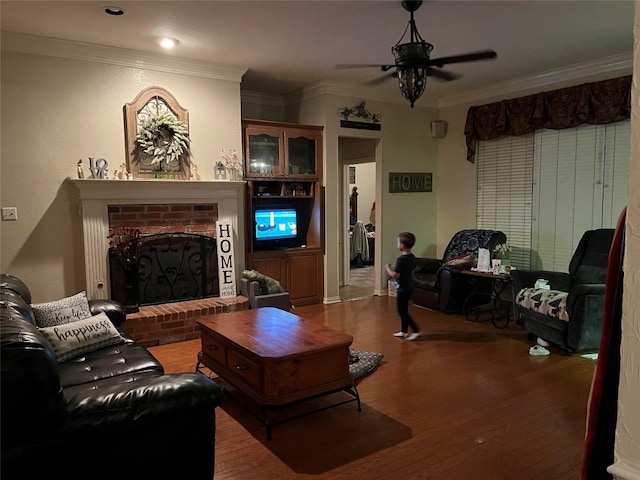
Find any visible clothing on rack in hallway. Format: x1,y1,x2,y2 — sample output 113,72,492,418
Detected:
350,221,369,267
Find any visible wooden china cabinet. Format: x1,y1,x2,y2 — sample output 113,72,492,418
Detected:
243,119,324,306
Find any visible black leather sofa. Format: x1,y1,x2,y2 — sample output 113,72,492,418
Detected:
1,273,224,480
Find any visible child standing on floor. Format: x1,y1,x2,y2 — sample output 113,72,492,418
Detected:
385,231,422,341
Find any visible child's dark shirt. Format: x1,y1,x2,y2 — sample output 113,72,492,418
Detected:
394,253,416,293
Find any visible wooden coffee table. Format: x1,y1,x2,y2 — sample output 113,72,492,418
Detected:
196,307,360,439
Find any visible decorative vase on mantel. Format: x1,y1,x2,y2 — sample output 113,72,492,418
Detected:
227,167,243,182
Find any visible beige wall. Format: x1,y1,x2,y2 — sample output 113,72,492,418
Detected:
241,93,285,123
1,48,243,301
292,93,439,302
612,1,640,477
432,103,479,255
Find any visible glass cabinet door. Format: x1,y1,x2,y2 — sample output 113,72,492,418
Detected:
287,136,317,176
248,133,280,176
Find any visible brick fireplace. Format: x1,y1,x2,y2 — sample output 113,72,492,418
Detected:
70,179,248,346
108,203,219,237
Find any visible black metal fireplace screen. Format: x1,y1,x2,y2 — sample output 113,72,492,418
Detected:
109,233,219,310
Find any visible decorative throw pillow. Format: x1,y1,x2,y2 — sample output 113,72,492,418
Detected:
31,291,92,328
39,312,126,363
349,350,384,381
444,253,476,267
242,269,285,295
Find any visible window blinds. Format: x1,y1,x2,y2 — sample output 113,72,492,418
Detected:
476,119,629,272
476,133,534,270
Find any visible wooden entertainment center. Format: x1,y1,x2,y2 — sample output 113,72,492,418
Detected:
243,119,324,305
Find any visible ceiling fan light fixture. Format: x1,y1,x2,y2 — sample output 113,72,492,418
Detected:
392,41,433,64
335,0,496,108
391,1,431,107
396,67,427,108
392,43,432,107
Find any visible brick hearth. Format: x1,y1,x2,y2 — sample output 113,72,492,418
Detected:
123,296,249,347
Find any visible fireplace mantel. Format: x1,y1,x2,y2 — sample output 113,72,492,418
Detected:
70,178,245,300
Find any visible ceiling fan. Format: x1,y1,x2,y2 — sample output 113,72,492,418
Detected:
336,0,497,107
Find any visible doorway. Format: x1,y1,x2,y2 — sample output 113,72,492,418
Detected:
338,137,378,301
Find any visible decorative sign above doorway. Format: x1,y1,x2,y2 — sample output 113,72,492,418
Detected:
338,101,382,131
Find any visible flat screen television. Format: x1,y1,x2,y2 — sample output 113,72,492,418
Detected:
254,206,300,249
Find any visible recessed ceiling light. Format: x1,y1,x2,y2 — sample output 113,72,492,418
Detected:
104,6,125,16
159,38,178,49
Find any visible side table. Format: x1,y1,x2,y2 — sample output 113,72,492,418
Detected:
461,270,513,328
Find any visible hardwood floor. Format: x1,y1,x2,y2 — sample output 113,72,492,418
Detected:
340,265,375,301
148,296,596,480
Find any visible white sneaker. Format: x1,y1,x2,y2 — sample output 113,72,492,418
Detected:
406,332,422,341
536,337,550,347
529,345,550,356
393,331,408,338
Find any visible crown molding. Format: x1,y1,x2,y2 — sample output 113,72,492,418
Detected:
437,52,633,108
240,90,285,107
1,31,247,82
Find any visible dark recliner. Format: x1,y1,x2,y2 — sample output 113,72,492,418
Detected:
510,229,615,352
412,229,507,312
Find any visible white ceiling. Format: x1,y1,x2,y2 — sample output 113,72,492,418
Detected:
0,1,635,107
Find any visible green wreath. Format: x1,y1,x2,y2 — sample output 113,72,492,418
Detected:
136,113,190,166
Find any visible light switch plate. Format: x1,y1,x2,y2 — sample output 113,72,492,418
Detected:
1,207,18,221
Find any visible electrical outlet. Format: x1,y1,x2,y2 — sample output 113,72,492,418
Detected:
1,207,18,221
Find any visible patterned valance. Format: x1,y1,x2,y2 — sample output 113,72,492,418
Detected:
464,76,632,163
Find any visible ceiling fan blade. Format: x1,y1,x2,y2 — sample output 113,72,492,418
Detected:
428,50,497,68
366,71,397,86
334,64,396,70
427,67,461,81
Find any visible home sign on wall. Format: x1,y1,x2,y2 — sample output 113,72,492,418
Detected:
388,172,433,193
